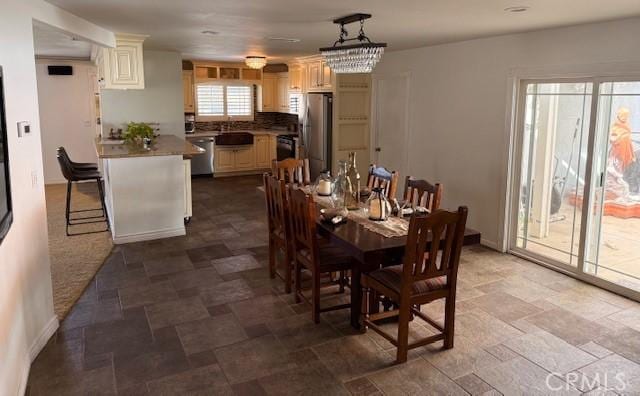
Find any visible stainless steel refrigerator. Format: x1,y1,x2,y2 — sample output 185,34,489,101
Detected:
303,93,332,180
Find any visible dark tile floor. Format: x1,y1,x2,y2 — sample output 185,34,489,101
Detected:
27,175,640,395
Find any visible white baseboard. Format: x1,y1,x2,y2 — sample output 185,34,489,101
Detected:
480,238,501,251
17,315,59,396
112,226,185,244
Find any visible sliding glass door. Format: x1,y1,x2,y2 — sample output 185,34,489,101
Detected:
512,78,640,298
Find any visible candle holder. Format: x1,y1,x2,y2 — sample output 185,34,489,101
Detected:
366,187,391,221
314,170,334,197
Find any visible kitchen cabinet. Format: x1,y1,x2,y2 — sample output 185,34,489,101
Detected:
305,60,332,91
234,146,256,170
214,147,236,172
214,134,277,176
276,74,290,113
263,72,289,112
97,33,146,90
288,65,303,91
262,73,278,111
214,145,256,172
182,71,194,112
255,135,277,168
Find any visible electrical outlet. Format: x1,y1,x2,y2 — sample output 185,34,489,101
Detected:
17,121,31,137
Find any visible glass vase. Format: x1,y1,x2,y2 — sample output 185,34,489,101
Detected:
332,160,348,208
345,152,361,210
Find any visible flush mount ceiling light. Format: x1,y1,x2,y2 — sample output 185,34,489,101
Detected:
245,56,267,69
504,6,530,13
319,13,386,74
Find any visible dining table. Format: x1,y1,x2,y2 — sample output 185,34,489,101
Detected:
311,194,481,329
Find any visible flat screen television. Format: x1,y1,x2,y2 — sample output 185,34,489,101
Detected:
0,66,13,244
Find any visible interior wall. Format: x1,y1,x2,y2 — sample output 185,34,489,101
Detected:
101,50,184,137
0,1,113,395
373,17,640,249
36,60,97,184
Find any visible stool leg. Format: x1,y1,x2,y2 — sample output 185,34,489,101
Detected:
65,181,72,236
96,178,109,228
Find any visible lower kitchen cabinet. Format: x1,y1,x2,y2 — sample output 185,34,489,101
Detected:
214,134,277,177
214,147,237,172
234,146,256,170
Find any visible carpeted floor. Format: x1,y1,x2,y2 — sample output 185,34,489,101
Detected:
46,181,113,319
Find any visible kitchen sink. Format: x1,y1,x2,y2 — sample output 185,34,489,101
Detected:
215,132,254,146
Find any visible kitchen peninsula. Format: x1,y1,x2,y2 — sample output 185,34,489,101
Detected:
95,135,204,244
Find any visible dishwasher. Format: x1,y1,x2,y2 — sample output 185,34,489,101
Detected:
188,136,215,175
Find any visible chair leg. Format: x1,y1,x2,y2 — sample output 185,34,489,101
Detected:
444,295,456,349
339,270,345,293
284,248,292,294
65,181,72,236
312,269,321,324
268,238,276,279
294,258,301,304
396,301,411,364
361,286,370,333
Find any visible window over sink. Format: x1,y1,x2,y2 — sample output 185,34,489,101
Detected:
196,83,254,121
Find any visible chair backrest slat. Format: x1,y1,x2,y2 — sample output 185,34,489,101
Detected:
263,174,288,237
287,187,319,264
272,158,311,185
367,164,399,198
403,177,442,212
403,207,468,285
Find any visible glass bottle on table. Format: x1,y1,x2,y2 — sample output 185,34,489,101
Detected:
345,152,361,210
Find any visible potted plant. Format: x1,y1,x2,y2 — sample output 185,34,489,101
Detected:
123,122,155,146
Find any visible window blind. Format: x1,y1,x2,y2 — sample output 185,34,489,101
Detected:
196,84,224,116
226,85,252,116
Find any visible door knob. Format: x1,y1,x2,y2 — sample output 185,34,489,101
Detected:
375,147,381,152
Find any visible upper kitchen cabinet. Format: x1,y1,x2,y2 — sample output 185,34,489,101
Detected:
96,33,147,90
288,64,303,92
262,72,289,112
182,70,195,112
303,58,332,92
191,61,261,83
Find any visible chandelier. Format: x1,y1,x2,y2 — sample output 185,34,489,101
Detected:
319,13,386,74
245,56,267,69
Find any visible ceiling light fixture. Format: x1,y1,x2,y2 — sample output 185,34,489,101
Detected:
319,13,386,74
245,56,267,69
504,6,530,13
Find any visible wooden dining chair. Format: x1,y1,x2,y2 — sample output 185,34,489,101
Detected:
287,187,354,323
272,158,311,185
361,207,468,363
263,173,294,293
367,164,399,198
403,177,443,212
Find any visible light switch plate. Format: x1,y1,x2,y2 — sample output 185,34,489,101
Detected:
17,121,31,137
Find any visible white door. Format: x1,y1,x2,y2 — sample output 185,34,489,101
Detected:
373,73,410,196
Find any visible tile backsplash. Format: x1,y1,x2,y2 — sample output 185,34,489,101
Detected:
195,112,299,132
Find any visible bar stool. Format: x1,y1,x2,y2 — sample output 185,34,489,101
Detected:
56,148,109,236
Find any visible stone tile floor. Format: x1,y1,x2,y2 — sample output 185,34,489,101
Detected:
27,175,640,395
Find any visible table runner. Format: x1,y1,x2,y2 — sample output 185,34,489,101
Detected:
307,189,409,238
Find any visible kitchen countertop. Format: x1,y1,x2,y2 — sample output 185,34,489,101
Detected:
186,129,299,139
95,135,205,159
